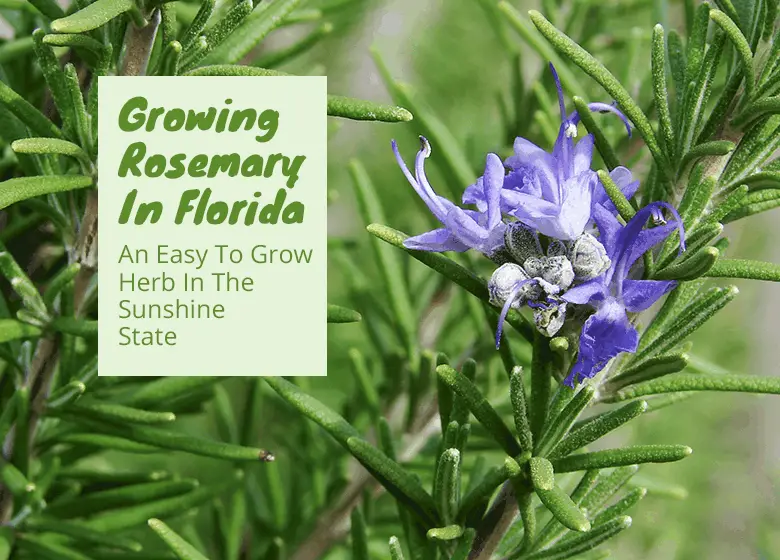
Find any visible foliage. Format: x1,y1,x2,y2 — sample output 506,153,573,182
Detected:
0,0,778,559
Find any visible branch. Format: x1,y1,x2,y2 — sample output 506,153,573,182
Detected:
120,8,161,77
468,482,520,560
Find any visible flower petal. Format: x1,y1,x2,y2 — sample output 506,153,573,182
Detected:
557,172,595,239
403,228,470,252
625,222,678,269
586,102,632,138
484,153,505,229
591,204,622,256
562,278,606,304
462,181,488,211
392,138,447,222
622,279,676,312
502,190,560,218
572,134,595,176
565,298,639,386
507,142,560,204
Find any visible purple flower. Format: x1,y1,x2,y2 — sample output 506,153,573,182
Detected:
392,136,507,257
562,203,686,386
464,64,634,240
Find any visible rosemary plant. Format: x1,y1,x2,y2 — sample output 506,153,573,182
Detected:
0,0,779,559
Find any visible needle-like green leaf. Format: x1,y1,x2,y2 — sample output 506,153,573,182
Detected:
148,518,209,560
551,445,692,471
16,536,93,560
437,365,523,457
723,114,780,184
603,373,780,402
704,258,780,281
327,303,362,323
347,437,439,526
427,524,465,542
653,246,719,280
350,508,370,560
0,241,48,318
0,457,35,498
535,386,595,457
50,317,98,338
680,141,736,170
572,97,620,170
0,319,42,343
43,263,81,307
26,518,142,552
592,487,646,526
264,375,362,443
597,170,635,221
328,95,413,122
201,0,303,65
181,0,253,69
733,96,780,127
46,381,86,409
181,0,215,49
63,400,176,425
529,457,555,491
69,417,274,462
651,25,675,158
348,348,380,422
510,366,534,452
434,448,461,525
521,516,631,559
28,0,65,19
0,82,63,139
607,353,689,390
723,188,780,222
389,536,406,560
43,32,109,62
183,65,412,123
45,480,199,518
709,10,756,98
706,185,750,223
549,400,648,459
51,0,134,33
83,472,243,531
119,377,223,408
0,526,13,560
0,175,92,211
534,483,591,533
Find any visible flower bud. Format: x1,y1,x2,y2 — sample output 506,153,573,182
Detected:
568,233,611,280
534,302,567,337
523,255,575,293
488,263,541,307
547,239,567,257
504,222,542,265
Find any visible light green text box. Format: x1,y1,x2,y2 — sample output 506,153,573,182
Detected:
98,76,327,376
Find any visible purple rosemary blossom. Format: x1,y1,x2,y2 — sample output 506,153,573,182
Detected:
392,136,506,258
464,63,634,240
561,203,686,386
